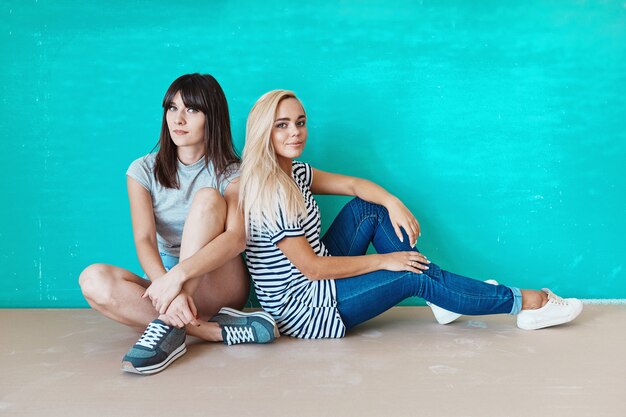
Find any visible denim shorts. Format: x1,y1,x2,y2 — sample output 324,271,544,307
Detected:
142,252,180,279
159,252,180,271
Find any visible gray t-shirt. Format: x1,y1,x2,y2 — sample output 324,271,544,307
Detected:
126,153,239,257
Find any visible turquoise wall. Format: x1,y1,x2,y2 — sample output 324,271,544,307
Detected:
1,1,625,307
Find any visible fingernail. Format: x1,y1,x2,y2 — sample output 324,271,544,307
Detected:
425,266,429,270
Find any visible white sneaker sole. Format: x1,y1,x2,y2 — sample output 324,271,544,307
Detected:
218,307,281,338
427,303,462,325
517,301,583,330
121,343,187,375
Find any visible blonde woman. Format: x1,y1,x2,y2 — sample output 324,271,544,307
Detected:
238,90,583,339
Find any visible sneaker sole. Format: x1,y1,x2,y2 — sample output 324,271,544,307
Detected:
517,303,584,330
218,307,280,339
121,343,187,375
426,302,462,325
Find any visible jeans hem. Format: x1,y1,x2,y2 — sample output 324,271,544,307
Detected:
509,287,522,315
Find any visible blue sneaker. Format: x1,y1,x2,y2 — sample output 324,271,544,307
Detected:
121,319,186,375
209,307,279,346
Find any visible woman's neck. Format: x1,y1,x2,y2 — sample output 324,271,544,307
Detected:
177,145,205,166
277,157,293,175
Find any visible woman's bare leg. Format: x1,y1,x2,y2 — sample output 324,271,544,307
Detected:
176,188,250,341
79,188,249,341
79,264,158,332
521,290,548,310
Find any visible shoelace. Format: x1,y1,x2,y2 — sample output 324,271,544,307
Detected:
136,322,169,349
544,288,567,306
223,326,256,345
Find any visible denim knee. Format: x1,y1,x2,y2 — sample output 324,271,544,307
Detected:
348,197,387,219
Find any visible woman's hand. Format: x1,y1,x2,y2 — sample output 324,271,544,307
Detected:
386,198,421,247
380,251,430,274
161,293,199,328
142,268,185,314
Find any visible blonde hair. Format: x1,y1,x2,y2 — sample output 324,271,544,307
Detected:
239,90,307,235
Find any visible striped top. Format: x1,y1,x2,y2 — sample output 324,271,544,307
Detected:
245,161,346,339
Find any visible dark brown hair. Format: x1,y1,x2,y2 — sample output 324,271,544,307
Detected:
154,73,239,189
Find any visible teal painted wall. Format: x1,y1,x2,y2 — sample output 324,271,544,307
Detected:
1,1,625,307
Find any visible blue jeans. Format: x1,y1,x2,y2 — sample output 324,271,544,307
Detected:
323,198,523,330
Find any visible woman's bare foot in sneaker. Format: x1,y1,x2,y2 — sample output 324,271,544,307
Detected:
520,289,548,310
517,289,583,330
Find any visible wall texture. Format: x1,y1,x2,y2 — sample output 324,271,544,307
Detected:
1,0,625,307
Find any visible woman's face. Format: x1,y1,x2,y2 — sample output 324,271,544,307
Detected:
271,97,307,161
166,91,206,149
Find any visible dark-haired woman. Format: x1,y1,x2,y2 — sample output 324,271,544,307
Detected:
79,74,278,375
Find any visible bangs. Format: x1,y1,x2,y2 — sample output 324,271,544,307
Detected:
162,75,210,112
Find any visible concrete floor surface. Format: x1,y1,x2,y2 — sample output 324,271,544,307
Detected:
1,306,625,417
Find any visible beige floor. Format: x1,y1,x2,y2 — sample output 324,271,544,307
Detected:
1,306,625,417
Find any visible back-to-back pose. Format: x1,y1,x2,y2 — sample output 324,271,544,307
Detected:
79,74,278,375
238,90,583,339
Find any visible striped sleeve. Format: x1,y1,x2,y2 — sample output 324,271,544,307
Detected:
293,161,313,187
266,208,304,245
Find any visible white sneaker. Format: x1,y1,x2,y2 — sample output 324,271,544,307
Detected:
427,279,498,325
516,288,583,330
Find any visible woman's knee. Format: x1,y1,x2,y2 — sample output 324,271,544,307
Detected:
191,188,226,217
348,196,385,211
78,264,116,306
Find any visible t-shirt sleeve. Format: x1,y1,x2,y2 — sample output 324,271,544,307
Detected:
218,163,240,195
293,161,313,188
266,208,304,245
126,156,153,192
304,163,313,188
